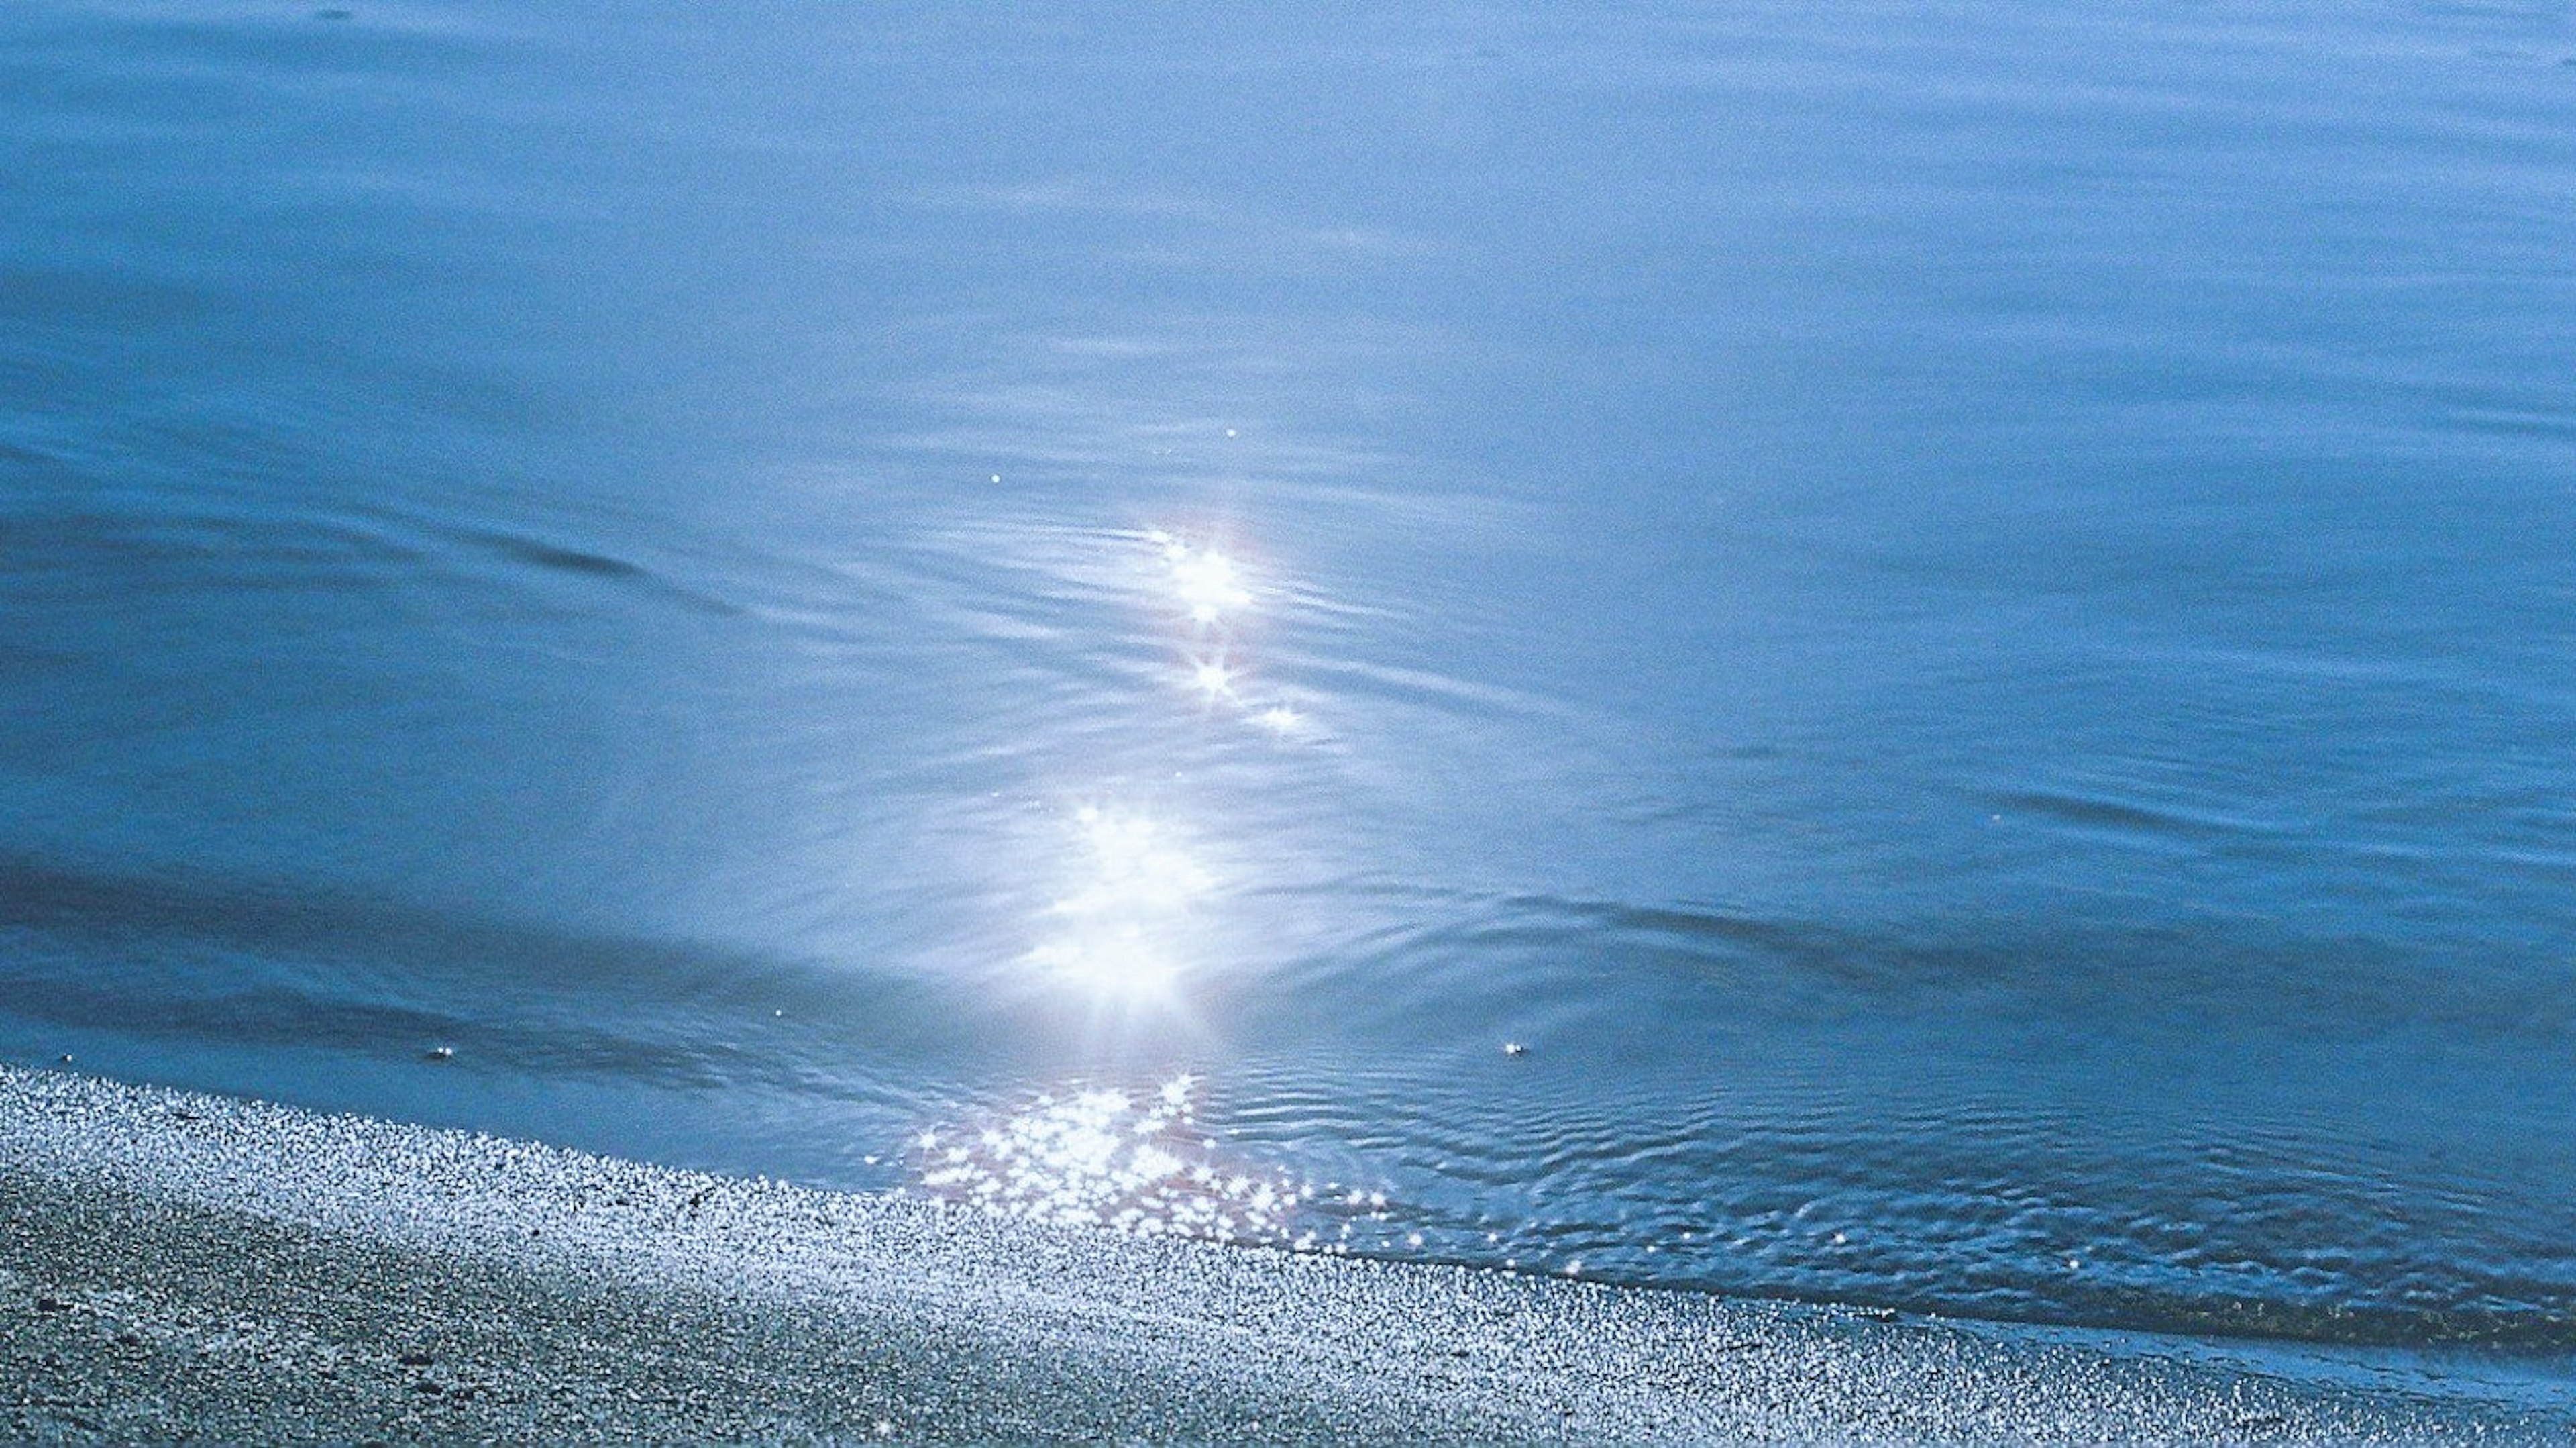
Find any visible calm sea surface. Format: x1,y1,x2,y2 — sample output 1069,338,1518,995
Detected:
6,0,2574,1361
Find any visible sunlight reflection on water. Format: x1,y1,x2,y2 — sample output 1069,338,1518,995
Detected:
1010,525,1317,1004
916,1076,1394,1253
922,521,1410,1256
11,0,2576,1354
1156,531,1252,625
1026,804,1212,998
1144,528,1313,735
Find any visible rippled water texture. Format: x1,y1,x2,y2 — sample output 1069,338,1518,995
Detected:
5,0,2575,1357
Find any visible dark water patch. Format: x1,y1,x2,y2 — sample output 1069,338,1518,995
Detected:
0,853,1007,1078
0,639,83,678
429,523,744,617
471,530,652,581
27,0,508,83
0,264,231,346
1986,788,2253,843
0,502,429,601
2452,405,2576,442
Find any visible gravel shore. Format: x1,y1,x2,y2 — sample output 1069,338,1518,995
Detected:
1,1065,2565,1444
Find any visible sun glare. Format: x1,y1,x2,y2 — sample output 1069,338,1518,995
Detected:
915,1077,1310,1243
1190,655,1234,698
1148,530,1254,627
1173,550,1250,623
1030,805,1212,997
1059,805,1211,913
1137,527,1320,738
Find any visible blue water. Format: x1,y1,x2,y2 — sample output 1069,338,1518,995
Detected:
6,0,2575,1357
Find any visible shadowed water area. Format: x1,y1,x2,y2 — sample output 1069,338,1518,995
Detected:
5,0,2574,1373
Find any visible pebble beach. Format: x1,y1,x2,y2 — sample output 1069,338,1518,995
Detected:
3,1066,2567,1444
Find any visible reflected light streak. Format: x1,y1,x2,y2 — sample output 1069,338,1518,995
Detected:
915,1078,1316,1244
1026,935,1179,995
1148,529,1253,625
1057,805,1211,913
1142,527,1320,739
1030,805,1212,996
1190,655,1234,699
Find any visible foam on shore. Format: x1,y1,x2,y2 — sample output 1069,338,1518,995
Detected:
2,1065,2567,1444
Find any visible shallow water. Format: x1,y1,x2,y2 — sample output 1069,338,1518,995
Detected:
5,0,2574,1355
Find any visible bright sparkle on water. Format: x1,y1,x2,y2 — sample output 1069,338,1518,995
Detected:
1142,527,1323,743
915,1077,1313,1243
1152,531,1253,625
1058,805,1211,913
1189,655,1234,698
934,525,1413,1259
1027,805,1212,996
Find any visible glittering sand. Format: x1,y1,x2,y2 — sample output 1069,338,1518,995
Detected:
1,1066,2565,1445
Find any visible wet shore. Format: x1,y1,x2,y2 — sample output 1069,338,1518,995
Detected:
1,1065,2564,1444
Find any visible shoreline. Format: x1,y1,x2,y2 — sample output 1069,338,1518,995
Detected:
3,1064,2567,1444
